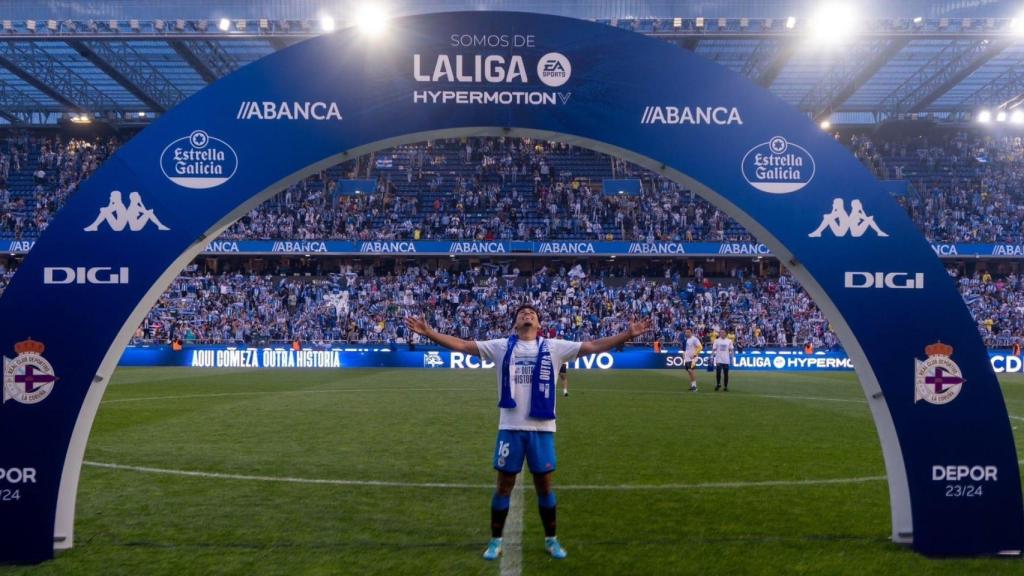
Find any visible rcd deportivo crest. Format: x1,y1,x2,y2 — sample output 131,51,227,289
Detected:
914,342,964,405
3,338,58,405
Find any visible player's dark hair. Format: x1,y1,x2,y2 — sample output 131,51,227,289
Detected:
513,304,542,327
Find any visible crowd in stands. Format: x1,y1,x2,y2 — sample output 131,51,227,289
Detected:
0,133,118,240
5,128,1024,349
0,255,1017,348
850,131,1024,243
129,261,834,349
17,129,1024,244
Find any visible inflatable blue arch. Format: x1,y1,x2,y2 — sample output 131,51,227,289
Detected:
0,12,1020,562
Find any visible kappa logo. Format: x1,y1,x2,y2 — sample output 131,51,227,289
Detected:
84,191,170,232
915,342,965,405
809,198,888,238
3,338,57,405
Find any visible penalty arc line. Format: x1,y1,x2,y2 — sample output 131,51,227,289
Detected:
82,457,1024,491
84,460,893,490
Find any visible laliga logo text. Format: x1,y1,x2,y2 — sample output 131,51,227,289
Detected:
412,51,573,106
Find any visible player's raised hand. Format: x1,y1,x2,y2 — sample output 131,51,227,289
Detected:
628,317,653,338
404,315,431,336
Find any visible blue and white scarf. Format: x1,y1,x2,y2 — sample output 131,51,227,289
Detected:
499,335,556,420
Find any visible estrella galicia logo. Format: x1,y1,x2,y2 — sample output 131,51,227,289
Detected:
160,130,238,190
537,52,571,87
741,136,815,194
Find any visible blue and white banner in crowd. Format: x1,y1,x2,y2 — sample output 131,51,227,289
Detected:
12,238,1024,258
602,178,642,196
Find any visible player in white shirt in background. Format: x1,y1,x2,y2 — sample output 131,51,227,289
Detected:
682,328,702,392
713,333,734,391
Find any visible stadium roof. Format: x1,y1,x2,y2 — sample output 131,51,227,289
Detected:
2,1,1024,126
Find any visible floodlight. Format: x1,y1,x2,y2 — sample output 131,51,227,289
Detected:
819,120,831,130
218,18,230,32
46,20,57,32
977,110,992,123
25,20,35,32
1012,15,1024,36
997,110,1007,122
356,4,389,36
1012,110,1024,124
785,16,796,29
321,15,335,32
808,3,858,44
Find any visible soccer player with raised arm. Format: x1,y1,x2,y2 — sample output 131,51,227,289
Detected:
404,305,651,560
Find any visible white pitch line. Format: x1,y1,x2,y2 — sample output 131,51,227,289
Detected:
84,460,893,491
101,387,480,404
102,387,867,405
500,478,524,576
83,461,487,488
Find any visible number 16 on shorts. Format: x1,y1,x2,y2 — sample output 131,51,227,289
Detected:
496,440,510,468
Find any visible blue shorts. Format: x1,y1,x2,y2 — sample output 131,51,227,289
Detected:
493,430,557,474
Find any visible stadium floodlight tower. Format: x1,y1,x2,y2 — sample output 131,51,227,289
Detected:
0,10,1021,564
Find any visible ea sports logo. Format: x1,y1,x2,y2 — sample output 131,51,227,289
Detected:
537,52,571,87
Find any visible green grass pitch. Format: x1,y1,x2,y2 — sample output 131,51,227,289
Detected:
4,368,1024,575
